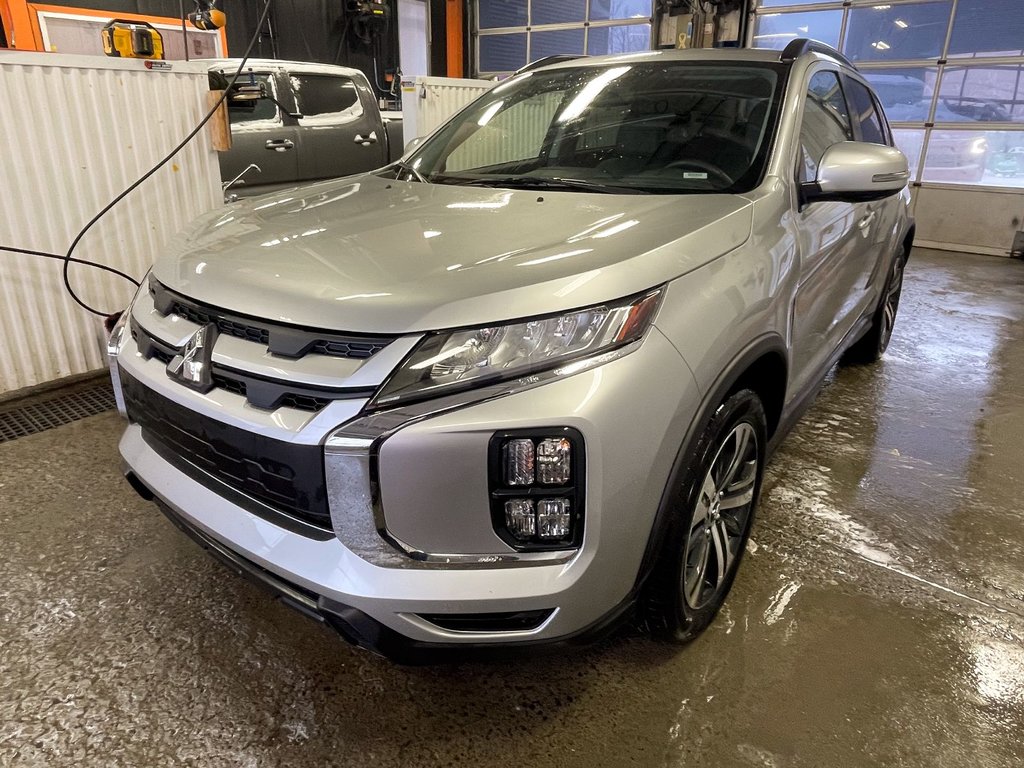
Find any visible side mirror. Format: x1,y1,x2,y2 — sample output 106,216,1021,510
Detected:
802,141,909,204
404,137,424,154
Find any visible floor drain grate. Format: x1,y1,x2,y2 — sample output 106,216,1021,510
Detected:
0,384,116,444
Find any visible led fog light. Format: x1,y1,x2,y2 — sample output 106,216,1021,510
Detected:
489,429,584,550
504,499,536,540
537,438,571,485
503,439,535,486
537,499,571,539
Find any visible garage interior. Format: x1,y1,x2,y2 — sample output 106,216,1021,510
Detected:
1,1,1023,766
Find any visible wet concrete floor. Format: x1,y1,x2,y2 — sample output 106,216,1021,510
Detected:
2,248,1023,767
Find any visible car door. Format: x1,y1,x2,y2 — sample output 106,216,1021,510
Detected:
221,71,301,197
789,69,872,395
289,71,387,182
843,74,899,310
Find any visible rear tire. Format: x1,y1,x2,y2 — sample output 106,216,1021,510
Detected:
844,246,906,365
644,389,766,643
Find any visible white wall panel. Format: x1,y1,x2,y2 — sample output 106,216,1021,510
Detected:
0,52,221,395
401,75,493,142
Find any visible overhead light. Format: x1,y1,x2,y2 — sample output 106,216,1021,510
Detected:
894,19,908,28
872,40,891,50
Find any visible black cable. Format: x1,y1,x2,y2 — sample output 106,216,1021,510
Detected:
0,245,141,287
49,0,274,319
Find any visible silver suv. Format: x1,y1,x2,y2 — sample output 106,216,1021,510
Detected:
109,40,913,661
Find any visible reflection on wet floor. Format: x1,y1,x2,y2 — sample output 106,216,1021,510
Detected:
1,248,1023,767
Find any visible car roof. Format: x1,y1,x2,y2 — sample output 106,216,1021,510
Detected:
201,58,365,79
531,43,854,73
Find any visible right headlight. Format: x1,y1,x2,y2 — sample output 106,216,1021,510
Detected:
369,288,662,409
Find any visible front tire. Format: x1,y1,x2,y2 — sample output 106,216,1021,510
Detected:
645,389,767,643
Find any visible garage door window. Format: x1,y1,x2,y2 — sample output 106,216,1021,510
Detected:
752,0,1024,189
474,0,653,78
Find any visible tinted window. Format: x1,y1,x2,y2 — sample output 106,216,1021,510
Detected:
948,0,1024,57
799,71,853,183
479,33,527,72
228,74,278,125
845,78,888,145
843,1,952,62
589,0,652,21
587,24,651,55
478,0,527,29
752,10,842,50
291,74,361,117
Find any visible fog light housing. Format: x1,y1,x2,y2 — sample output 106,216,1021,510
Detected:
489,428,584,551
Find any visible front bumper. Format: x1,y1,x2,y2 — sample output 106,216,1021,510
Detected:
117,327,699,656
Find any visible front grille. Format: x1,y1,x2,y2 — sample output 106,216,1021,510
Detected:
130,319,372,413
149,277,393,360
121,372,332,531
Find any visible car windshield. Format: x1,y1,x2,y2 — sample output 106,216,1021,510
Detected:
403,61,783,195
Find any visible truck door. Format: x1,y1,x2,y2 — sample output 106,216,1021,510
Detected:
222,72,300,196
289,71,388,181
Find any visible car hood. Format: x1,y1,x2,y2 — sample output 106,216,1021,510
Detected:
153,174,752,334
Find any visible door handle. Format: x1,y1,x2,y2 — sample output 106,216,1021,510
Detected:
354,131,378,146
265,139,295,152
858,211,876,230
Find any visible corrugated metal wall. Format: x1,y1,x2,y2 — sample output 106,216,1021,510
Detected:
0,52,221,396
401,75,493,142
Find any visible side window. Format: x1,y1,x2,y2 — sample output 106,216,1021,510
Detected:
799,71,853,183
228,74,279,126
844,77,888,145
291,74,363,122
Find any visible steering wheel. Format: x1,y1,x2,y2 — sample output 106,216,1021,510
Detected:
664,159,732,186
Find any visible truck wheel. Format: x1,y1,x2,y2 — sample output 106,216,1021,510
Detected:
645,389,766,643
844,246,907,364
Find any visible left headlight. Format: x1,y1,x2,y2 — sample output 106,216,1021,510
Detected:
370,288,662,409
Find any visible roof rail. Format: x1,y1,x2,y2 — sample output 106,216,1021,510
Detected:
779,38,857,69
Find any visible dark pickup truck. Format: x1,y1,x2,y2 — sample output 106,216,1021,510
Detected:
209,58,403,197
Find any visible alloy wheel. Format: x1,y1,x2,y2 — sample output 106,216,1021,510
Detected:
682,422,759,610
880,256,905,352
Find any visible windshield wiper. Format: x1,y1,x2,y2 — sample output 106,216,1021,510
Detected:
440,175,648,194
391,160,429,184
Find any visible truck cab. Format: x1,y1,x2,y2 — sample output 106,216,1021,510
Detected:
208,59,400,197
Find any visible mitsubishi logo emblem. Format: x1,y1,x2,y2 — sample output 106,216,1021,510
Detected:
167,323,218,392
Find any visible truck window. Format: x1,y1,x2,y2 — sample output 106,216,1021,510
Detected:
229,74,278,126
291,74,363,120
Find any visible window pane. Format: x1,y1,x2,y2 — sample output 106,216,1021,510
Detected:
893,128,925,179
532,0,585,25
752,10,842,50
479,32,527,72
530,28,585,59
478,0,527,29
934,65,1024,123
800,71,853,182
923,129,1024,187
589,0,652,22
844,2,953,62
845,78,888,144
860,68,938,123
587,24,651,55
228,74,278,125
291,75,360,117
948,0,1024,58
